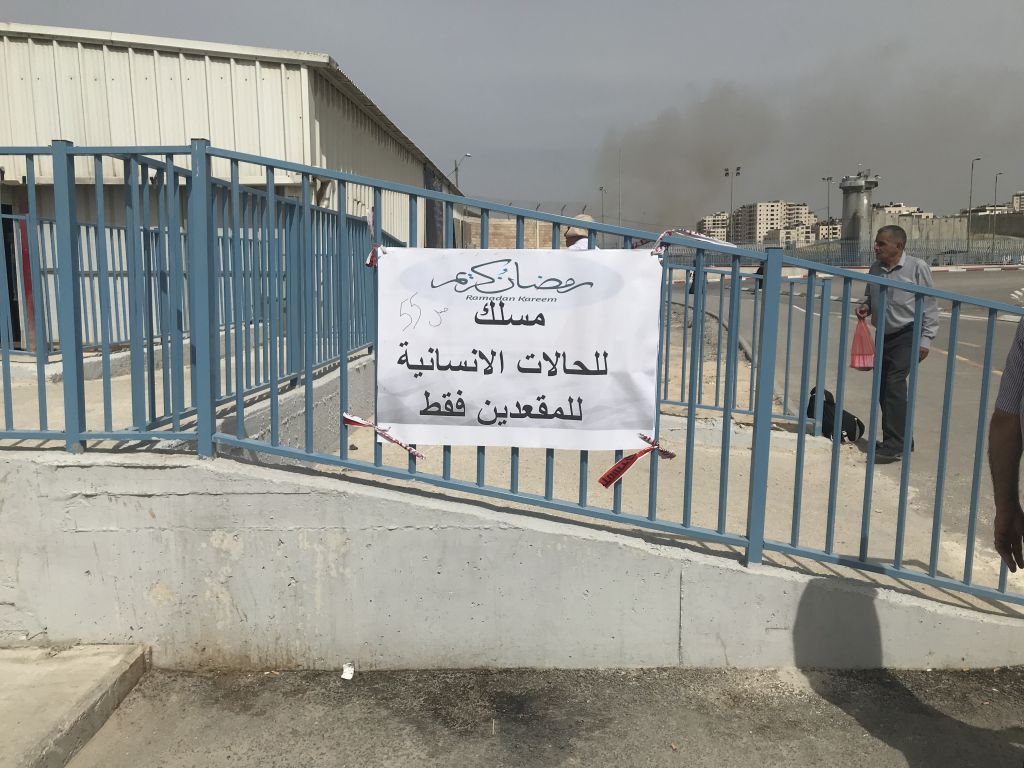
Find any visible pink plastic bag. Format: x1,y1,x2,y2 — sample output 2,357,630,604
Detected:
850,318,875,371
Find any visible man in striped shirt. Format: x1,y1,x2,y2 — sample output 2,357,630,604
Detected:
856,225,939,463
990,319,1024,572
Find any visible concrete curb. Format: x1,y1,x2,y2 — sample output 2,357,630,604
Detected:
24,645,148,768
936,265,1024,272
670,265,1024,282
793,265,1024,273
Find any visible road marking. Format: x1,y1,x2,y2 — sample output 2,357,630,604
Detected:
938,311,1002,321
793,306,1008,323
790,305,1003,374
929,346,1002,376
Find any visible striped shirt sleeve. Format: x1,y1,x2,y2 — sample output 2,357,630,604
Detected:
994,318,1024,414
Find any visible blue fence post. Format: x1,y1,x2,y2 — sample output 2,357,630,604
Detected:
745,246,783,565
682,248,706,527
373,187,384,469
286,196,303,378
123,155,148,430
337,181,349,460
51,140,86,452
812,277,831,436
187,138,216,457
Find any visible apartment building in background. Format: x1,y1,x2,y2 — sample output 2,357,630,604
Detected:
763,224,816,248
729,200,819,244
696,211,729,240
874,202,934,219
815,220,842,241
785,202,817,228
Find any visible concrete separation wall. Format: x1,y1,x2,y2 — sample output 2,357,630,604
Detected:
2,451,1023,670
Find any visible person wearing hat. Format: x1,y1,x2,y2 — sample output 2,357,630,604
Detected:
563,214,597,250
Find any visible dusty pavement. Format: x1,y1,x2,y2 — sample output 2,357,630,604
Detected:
69,667,1024,768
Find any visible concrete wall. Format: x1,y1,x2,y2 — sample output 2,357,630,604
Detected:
461,218,559,249
983,213,1024,238
871,211,966,243
2,451,1023,671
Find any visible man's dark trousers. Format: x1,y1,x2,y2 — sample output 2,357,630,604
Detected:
879,325,914,452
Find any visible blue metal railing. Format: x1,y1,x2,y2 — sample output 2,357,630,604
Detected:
5,152,399,362
1,140,1022,608
22,212,388,359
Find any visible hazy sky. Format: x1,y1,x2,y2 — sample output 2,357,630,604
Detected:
5,0,1024,230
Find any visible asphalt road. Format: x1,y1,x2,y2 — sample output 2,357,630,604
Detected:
675,269,1024,579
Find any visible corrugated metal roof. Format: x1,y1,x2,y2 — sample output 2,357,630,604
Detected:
0,22,455,191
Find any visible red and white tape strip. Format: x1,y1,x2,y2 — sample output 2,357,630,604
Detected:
650,228,731,256
598,433,675,488
343,412,424,459
366,243,381,267
365,206,383,267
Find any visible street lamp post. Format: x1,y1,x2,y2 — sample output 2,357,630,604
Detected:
991,171,1004,262
598,185,606,247
724,166,740,241
617,147,622,228
452,152,471,188
967,156,981,260
821,176,833,239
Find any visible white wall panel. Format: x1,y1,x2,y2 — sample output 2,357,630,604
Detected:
4,38,37,143
52,41,88,148
299,67,312,167
153,51,185,145
28,40,60,146
1,28,439,232
308,72,424,244
256,62,286,162
179,53,210,147
230,59,262,179
5,39,45,179
128,47,161,147
231,59,260,150
78,44,116,180
103,46,136,147
282,65,305,167
206,56,235,179
0,38,17,164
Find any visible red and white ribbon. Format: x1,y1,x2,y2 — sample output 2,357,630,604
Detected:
650,228,731,256
598,433,675,488
343,412,424,459
365,206,382,267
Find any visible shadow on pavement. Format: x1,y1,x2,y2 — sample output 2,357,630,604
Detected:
793,578,1024,767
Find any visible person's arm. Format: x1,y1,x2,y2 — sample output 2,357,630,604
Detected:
990,409,1024,572
857,283,871,319
990,319,1024,571
917,262,939,357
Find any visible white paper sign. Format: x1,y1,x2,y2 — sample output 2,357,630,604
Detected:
377,248,661,450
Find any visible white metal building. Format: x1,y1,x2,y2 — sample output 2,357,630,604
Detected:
0,22,456,244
